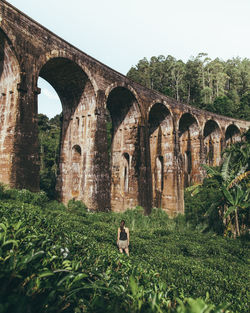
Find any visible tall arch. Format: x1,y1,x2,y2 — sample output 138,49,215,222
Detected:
178,113,200,187
0,29,21,186
148,102,173,209
106,86,141,211
225,124,241,145
38,57,97,207
203,120,221,166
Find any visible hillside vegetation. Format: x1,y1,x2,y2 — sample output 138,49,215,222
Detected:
0,186,249,313
127,53,250,121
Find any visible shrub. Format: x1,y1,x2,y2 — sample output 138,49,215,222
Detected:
67,198,87,215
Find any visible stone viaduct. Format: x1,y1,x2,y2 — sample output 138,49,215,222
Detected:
0,1,249,215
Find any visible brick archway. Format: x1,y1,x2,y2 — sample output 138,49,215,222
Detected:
203,120,221,166
37,57,99,207
225,124,241,145
106,86,142,211
148,102,174,209
178,113,200,187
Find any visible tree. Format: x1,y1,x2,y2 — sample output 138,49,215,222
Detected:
38,113,61,199
127,54,250,121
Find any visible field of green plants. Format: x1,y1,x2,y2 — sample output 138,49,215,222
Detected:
0,186,249,313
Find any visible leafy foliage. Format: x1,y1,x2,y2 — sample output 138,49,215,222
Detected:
0,187,248,312
38,113,61,199
185,132,250,237
127,54,250,120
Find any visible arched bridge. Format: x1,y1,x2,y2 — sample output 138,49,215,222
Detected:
0,1,249,214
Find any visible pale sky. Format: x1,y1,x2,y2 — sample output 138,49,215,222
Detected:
6,0,250,118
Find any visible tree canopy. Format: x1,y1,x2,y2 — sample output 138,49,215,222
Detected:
127,54,250,120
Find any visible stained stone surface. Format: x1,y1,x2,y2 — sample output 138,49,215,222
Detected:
0,1,249,215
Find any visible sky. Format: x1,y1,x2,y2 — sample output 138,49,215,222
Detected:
6,0,250,118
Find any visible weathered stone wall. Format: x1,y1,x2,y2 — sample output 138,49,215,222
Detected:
0,0,249,215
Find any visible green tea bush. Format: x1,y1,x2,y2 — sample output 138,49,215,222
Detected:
67,199,87,215
0,194,248,312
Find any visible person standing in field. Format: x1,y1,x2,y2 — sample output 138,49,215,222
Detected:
117,220,129,256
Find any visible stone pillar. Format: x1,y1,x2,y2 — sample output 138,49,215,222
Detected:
138,123,152,213
93,91,111,211
11,71,40,191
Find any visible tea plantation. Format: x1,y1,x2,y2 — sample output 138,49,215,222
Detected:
0,188,249,313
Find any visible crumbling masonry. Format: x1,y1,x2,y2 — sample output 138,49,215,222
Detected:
0,1,249,214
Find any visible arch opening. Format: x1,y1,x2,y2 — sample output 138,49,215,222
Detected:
225,124,241,144
148,103,171,136
38,57,96,204
106,87,141,211
179,113,199,137
148,103,173,209
178,113,199,187
203,120,220,166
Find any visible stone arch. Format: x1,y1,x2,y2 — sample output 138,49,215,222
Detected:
37,57,97,206
148,102,173,209
106,86,141,211
178,112,200,187
0,28,21,186
148,102,173,135
225,124,241,145
105,82,142,112
36,51,98,97
38,57,95,112
178,112,200,138
203,120,221,166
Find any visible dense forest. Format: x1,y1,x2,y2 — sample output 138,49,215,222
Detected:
127,53,250,120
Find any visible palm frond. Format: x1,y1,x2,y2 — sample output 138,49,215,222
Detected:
221,153,231,183
228,171,250,189
201,164,221,178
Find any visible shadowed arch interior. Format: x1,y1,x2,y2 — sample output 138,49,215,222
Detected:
203,120,221,166
107,87,139,138
106,86,141,211
72,145,81,160
38,57,96,206
178,113,199,187
179,113,198,136
225,124,240,142
204,120,220,138
148,103,172,210
148,103,171,135
39,58,89,110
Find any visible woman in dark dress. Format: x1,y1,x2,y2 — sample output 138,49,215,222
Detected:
117,220,130,256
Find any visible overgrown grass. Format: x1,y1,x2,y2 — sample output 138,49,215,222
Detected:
0,186,249,312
